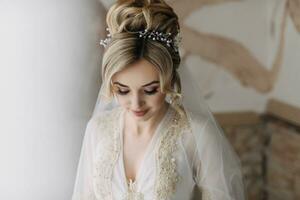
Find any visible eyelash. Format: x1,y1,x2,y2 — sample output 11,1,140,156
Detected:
117,88,158,95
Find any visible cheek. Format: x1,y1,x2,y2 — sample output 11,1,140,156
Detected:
115,95,129,106
147,93,166,106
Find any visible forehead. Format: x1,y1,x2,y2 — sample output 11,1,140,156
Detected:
112,59,159,86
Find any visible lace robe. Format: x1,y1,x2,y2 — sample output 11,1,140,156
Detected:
72,105,245,200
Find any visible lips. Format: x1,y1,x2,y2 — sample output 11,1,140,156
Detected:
132,109,148,116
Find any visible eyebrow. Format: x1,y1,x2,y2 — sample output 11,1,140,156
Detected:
113,80,159,87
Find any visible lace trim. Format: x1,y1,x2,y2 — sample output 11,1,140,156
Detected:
93,107,191,200
201,187,212,200
93,108,122,200
122,179,144,200
154,108,191,200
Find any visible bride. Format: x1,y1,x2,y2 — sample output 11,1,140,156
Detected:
72,0,246,199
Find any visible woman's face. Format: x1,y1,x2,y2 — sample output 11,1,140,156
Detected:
111,59,167,121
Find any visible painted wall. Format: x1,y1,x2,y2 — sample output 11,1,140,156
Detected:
180,0,300,112
183,0,271,112
269,0,300,109
0,0,105,199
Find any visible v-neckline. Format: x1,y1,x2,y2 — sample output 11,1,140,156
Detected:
118,104,171,191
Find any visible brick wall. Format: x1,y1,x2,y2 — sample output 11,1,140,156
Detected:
221,115,300,200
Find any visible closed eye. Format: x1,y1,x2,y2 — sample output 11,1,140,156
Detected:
116,89,129,95
116,88,158,95
144,88,158,95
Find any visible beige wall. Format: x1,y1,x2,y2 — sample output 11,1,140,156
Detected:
270,0,300,109
181,0,299,112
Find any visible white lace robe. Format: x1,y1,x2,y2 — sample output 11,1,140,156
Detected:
72,105,245,200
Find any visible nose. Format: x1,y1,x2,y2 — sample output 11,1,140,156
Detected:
130,92,145,110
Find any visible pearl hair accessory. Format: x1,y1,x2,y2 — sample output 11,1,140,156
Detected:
99,27,181,52
99,28,112,48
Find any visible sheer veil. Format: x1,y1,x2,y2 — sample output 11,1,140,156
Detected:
73,0,246,198
82,59,247,199
178,63,246,199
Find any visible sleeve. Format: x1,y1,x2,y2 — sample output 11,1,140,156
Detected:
71,117,100,200
190,114,246,200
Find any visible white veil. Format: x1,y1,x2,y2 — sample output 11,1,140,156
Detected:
73,58,247,199
178,64,247,199
72,2,246,198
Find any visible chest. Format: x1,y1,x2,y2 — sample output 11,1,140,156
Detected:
93,108,192,200
123,130,153,159
122,131,154,181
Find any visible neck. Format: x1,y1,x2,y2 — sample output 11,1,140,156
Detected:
125,102,169,136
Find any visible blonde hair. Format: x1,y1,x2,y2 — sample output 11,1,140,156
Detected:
101,0,184,115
